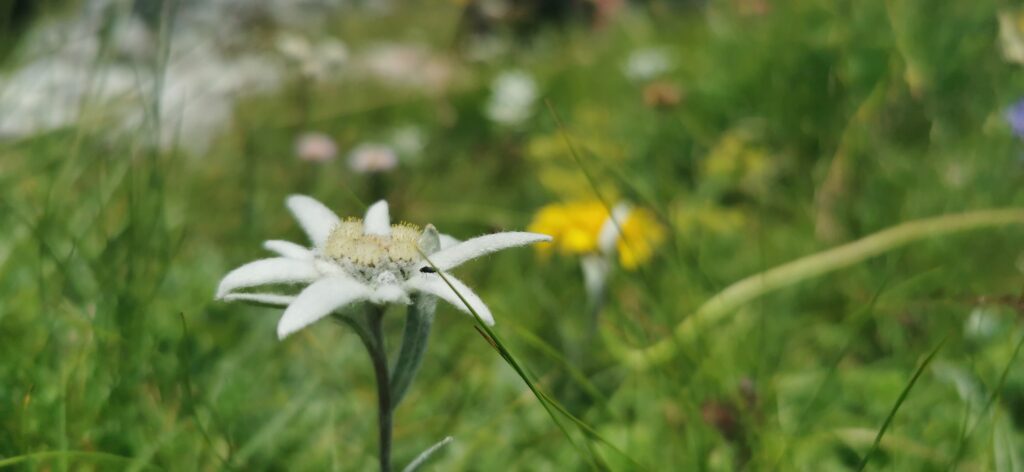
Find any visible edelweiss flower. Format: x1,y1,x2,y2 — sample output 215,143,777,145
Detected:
216,196,550,339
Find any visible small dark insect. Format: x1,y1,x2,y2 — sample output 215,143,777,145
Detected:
420,266,437,273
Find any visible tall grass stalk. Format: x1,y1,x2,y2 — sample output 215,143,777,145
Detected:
609,209,1024,370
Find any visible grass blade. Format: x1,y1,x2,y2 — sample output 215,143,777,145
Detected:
0,451,152,470
856,335,948,471
401,436,453,472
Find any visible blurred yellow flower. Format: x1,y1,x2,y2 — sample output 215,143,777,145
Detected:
528,201,666,269
616,208,666,269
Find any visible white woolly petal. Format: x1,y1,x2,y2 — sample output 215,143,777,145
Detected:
370,284,412,304
314,259,344,275
286,194,341,247
425,232,552,271
439,233,460,250
363,200,391,236
222,292,296,306
597,203,632,255
405,272,495,325
263,240,314,260
216,258,321,298
277,276,373,339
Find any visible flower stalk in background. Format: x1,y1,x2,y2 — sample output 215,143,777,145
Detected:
216,195,550,470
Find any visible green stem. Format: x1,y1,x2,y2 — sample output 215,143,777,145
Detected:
341,310,393,471
390,297,436,409
367,310,393,472
607,209,1024,370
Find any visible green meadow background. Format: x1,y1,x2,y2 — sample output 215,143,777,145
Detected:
2,0,1024,470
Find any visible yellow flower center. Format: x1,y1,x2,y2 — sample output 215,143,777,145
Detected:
323,219,423,282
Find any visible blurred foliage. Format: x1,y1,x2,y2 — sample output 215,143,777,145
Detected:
1,0,1024,470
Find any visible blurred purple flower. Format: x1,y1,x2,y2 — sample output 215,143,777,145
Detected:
1005,98,1024,138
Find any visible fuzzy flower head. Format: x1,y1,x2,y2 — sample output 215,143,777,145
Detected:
295,132,338,162
528,200,665,269
348,143,399,173
216,196,550,338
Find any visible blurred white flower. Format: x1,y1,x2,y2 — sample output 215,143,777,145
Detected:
295,132,338,162
276,33,349,80
216,196,551,338
0,3,283,154
963,307,1002,342
348,143,399,173
317,39,350,67
185,0,347,33
623,47,673,82
359,43,454,93
389,125,426,159
276,33,314,59
149,44,282,153
0,7,144,139
0,59,133,138
485,70,538,126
